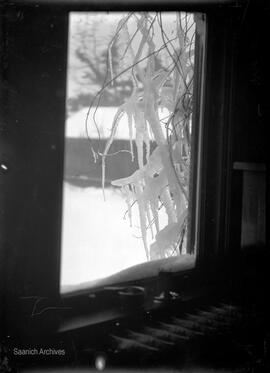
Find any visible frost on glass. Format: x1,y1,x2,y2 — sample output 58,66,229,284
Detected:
61,12,197,288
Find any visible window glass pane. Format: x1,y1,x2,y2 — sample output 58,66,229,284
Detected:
61,11,201,290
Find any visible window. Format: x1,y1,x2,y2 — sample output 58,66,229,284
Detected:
61,11,206,292
2,4,268,370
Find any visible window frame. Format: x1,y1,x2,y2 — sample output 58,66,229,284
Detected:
61,10,205,295
0,0,241,340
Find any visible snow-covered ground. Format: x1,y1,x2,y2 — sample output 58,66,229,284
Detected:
66,107,129,139
60,183,168,287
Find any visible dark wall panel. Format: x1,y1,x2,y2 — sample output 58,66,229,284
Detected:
0,6,68,336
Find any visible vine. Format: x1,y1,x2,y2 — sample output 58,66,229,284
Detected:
86,12,195,261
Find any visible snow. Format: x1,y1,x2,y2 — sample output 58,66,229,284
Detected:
60,183,168,287
62,254,195,294
66,107,130,139
66,106,170,139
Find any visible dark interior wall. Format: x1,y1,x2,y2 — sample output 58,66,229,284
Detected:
197,2,269,268
232,2,268,164
227,1,269,253
0,5,68,337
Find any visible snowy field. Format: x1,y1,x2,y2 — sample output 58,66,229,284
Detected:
60,183,169,287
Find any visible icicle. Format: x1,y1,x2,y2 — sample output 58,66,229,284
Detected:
145,104,166,146
160,186,177,224
144,175,160,234
143,119,151,162
145,103,178,224
142,170,166,234
134,180,149,260
101,107,124,200
136,132,144,169
108,47,114,86
150,197,159,233
124,90,142,163
127,112,134,162
134,110,146,169
124,185,133,227
145,200,154,239
144,145,163,176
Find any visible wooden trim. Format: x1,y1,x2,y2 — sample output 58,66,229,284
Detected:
233,162,266,172
2,0,243,9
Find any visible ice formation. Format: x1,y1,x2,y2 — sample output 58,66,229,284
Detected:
89,12,195,260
